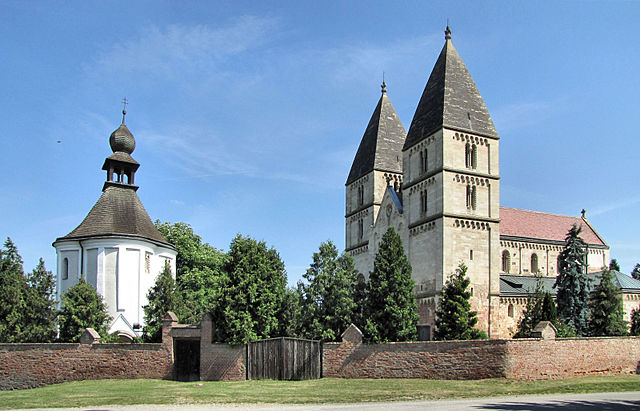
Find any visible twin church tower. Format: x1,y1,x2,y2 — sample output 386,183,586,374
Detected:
346,27,502,338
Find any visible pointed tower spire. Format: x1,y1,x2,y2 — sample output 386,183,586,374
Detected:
403,26,498,150
346,83,406,185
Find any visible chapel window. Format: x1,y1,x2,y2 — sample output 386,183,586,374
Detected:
357,186,364,207
531,253,539,274
465,143,471,168
62,257,69,280
420,190,427,215
358,219,363,241
502,250,511,273
471,144,477,169
420,149,428,174
508,304,514,318
466,185,476,210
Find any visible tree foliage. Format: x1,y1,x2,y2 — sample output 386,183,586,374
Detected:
513,276,557,338
279,284,304,338
365,226,418,343
299,241,358,341
143,262,181,342
155,221,227,324
58,279,111,342
630,306,640,336
555,224,590,336
588,268,627,336
22,259,57,342
609,259,621,272
212,235,287,344
434,262,486,340
631,264,640,281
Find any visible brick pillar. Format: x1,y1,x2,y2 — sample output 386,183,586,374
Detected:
162,311,178,357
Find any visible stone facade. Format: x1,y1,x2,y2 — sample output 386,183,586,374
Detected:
345,27,622,339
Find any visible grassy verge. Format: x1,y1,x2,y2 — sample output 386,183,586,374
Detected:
1,375,639,409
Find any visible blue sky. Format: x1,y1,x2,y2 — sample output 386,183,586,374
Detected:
2,1,640,284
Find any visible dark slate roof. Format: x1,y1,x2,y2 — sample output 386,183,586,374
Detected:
346,90,406,185
500,207,607,247
500,271,640,296
58,185,171,246
403,31,498,151
104,151,139,166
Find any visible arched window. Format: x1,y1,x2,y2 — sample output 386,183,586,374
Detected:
502,250,511,273
465,143,471,168
62,257,69,280
471,144,477,169
531,253,539,273
420,149,428,174
466,185,477,210
358,218,363,241
420,190,427,215
508,304,514,318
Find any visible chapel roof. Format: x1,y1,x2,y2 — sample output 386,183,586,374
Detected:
58,185,171,246
500,207,607,247
403,26,498,151
500,271,640,296
346,83,407,185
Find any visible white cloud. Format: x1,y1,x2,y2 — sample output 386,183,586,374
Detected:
492,99,563,133
589,196,640,217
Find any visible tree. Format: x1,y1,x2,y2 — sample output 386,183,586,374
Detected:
351,273,368,332
278,284,304,338
299,241,358,341
434,262,486,340
213,235,287,344
609,259,621,272
58,279,111,342
155,221,227,324
555,224,590,336
143,262,181,342
630,306,640,336
588,268,627,336
22,259,57,342
631,264,640,280
514,276,557,338
365,226,418,343
0,238,27,343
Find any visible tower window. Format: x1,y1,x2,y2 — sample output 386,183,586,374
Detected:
502,250,511,273
466,185,476,210
62,257,69,280
358,218,363,241
470,250,474,260
465,143,477,169
357,186,364,207
508,304,514,318
420,190,427,215
531,253,539,273
420,149,428,174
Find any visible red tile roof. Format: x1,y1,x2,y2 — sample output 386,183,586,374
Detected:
499,207,606,246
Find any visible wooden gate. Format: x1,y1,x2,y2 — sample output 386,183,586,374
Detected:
247,337,321,380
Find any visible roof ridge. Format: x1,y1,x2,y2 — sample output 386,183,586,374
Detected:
500,206,581,218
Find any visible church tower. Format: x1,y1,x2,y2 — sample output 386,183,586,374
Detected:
401,27,501,337
53,107,177,337
345,83,407,276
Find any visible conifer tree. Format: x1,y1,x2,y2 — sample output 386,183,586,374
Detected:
213,235,287,344
279,284,304,338
23,259,57,342
351,273,368,332
630,306,640,336
143,262,180,342
434,262,486,340
299,241,358,341
631,264,640,281
609,259,621,272
0,238,27,342
365,226,418,343
588,268,627,336
514,276,557,338
555,224,590,336
58,279,111,342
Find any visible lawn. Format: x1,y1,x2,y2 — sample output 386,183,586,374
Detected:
1,375,639,409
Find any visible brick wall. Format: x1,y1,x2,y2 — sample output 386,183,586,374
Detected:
505,337,640,379
323,339,507,379
0,343,172,390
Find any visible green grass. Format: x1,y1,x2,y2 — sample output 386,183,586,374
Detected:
1,375,639,409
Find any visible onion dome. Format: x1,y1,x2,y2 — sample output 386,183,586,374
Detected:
109,109,136,154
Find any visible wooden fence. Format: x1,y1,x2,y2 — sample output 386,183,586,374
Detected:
247,337,321,380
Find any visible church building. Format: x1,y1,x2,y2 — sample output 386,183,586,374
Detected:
53,108,177,337
345,27,639,339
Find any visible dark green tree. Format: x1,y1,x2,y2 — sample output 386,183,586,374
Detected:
609,259,621,272
555,224,590,336
155,221,227,324
434,262,486,340
213,235,287,344
513,276,557,338
351,273,368,332
631,264,640,280
0,238,27,343
58,279,111,342
588,268,627,336
365,226,418,343
22,259,57,342
299,241,358,341
143,262,181,342
630,306,640,336
278,284,304,338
